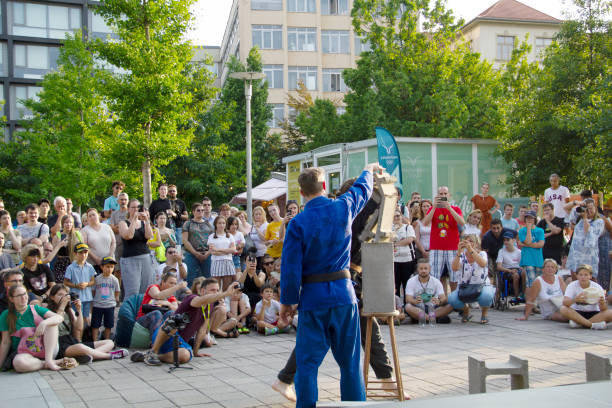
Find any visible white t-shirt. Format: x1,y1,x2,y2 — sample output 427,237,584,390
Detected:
231,231,245,254
405,275,445,301
393,224,416,263
207,233,235,262
565,280,604,312
544,186,570,219
496,247,522,269
255,298,281,324
156,261,188,284
225,293,250,309
250,223,268,257
459,251,491,285
83,224,115,261
462,224,481,237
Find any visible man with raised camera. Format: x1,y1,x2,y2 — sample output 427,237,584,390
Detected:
134,278,241,366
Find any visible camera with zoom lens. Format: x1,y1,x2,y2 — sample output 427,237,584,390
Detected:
575,206,586,214
247,246,257,262
161,313,191,335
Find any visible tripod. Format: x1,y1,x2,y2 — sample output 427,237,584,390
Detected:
167,331,193,373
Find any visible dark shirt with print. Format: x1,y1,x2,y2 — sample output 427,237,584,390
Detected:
22,264,54,297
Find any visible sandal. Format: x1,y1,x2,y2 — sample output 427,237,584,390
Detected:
58,357,79,370
480,316,489,325
211,330,229,338
461,314,473,323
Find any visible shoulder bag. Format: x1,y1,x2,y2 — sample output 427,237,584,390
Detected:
457,262,483,303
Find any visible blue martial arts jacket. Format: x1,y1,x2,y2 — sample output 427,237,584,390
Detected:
280,170,373,311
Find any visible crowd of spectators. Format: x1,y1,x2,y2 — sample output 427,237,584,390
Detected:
1,172,611,375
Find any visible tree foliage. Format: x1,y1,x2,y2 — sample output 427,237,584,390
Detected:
498,0,612,195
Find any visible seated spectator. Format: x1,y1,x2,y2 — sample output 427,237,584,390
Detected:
63,243,96,324
0,269,37,314
91,257,121,341
270,258,282,287
235,257,266,310
225,284,251,334
496,232,524,302
449,235,495,324
0,211,22,265
262,254,278,284
51,215,83,282
501,203,519,231
404,259,452,324
481,219,517,271
394,295,406,325
132,279,241,366
0,284,76,372
560,264,612,329
137,271,184,320
517,259,567,322
255,283,289,335
0,233,16,271
20,244,55,301
462,209,483,237
18,204,50,244
47,284,128,362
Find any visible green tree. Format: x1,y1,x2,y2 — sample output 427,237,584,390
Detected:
92,0,216,206
498,0,612,195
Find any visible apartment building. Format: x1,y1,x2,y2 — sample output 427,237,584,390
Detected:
460,0,562,69
218,0,370,131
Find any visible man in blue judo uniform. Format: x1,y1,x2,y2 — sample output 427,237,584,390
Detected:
280,162,382,408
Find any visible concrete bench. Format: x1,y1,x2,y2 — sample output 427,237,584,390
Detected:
585,352,612,382
468,354,529,394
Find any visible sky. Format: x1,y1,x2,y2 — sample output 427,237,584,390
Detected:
186,0,575,46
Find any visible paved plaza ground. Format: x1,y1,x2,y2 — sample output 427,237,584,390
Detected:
3,306,612,407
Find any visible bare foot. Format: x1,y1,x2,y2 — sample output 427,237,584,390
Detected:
379,378,410,399
271,379,297,402
44,360,61,371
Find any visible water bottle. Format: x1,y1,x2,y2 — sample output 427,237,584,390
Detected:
427,302,436,327
418,307,426,327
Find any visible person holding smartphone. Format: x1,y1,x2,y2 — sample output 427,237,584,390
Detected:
279,200,300,242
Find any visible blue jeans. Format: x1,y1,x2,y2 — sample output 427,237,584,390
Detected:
448,285,496,309
184,251,211,286
295,303,365,408
174,227,183,246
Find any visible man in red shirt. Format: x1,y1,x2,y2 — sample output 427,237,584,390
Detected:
423,186,465,293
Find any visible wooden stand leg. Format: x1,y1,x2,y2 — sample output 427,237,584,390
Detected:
387,316,405,401
363,316,373,392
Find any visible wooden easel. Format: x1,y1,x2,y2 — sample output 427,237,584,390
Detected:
362,310,405,401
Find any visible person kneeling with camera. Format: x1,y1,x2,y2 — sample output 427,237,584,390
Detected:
133,278,241,366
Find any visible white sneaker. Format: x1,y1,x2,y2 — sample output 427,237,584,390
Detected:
569,320,580,328
272,379,297,402
591,321,607,330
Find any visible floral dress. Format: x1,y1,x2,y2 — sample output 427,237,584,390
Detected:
567,218,605,277
597,228,611,291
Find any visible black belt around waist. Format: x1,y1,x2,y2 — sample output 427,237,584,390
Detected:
302,269,350,284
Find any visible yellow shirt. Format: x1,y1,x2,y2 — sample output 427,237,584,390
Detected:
265,221,283,258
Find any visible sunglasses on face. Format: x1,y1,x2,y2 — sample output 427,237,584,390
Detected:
263,262,274,266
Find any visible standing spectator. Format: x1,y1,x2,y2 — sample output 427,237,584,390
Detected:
182,202,213,285
530,201,541,222
167,185,188,247
544,173,571,219
64,198,82,229
37,199,51,225
147,215,164,264
51,215,83,282
154,212,176,249
564,190,596,226
413,199,432,260
463,209,483,237
148,184,173,227
536,203,565,263
481,219,517,268
48,197,81,236
0,234,15,271
218,203,232,220
91,257,121,341
18,204,50,244
208,216,236,291
265,205,283,259
560,264,612,329
15,211,26,228
423,186,465,293
109,192,129,269
471,183,499,234
63,243,96,323
82,209,115,274
103,181,125,219
392,210,416,297
119,200,155,299
0,211,22,265
566,199,605,278
200,197,216,225
279,200,299,242
597,211,612,291
250,206,268,269
516,205,528,228
236,211,252,237
501,203,520,231
227,216,245,274
20,244,55,299
518,211,545,299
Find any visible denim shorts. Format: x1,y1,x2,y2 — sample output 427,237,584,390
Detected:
523,266,542,287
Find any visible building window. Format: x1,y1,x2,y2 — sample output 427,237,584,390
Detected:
535,37,553,58
496,35,515,61
252,25,282,50
251,0,282,10
263,64,283,88
88,10,118,40
322,30,349,54
9,2,81,39
11,85,42,119
288,0,315,12
267,103,284,128
14,44,60,79
355,35,371,54
288,27,316,51
288,106,298,124
321,0,349,15
323,69,347,92
289,66,317,90
0,43,7,76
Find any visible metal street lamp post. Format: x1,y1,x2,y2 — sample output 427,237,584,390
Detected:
229,71,266,224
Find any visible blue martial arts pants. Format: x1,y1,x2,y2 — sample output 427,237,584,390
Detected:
295,303,365,408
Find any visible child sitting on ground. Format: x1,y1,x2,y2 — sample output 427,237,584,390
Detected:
225,285,252,334
91,257,121,341
255,283,289,335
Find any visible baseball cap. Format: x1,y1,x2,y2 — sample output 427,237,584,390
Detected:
524,210,537,219
101,256,117,265
74,243,90,253
502,231,515,239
